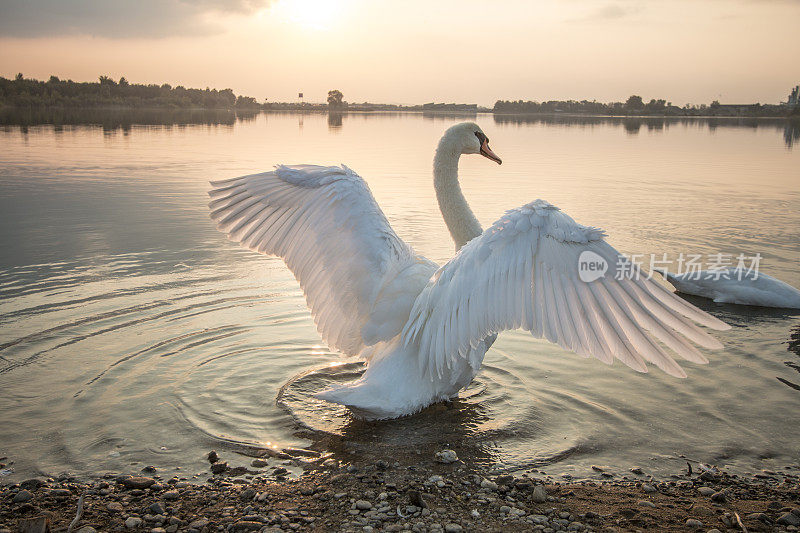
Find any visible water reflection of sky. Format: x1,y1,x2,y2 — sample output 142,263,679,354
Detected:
0,111,798,482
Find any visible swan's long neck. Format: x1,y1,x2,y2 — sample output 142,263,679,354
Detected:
434,136,482,250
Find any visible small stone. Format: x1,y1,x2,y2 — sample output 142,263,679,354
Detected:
641,484,657,493
408,490,427,508
638,500,655,508
232,521,262,531
163,490,179,500
141,466,157,474
20,478,46,491
355,500,373,510
210,462,228,475
207,450,219,463
444,525,462,533
17,517,50,533
710,491,726,503
375,460,389,471
471,509,480,518
630,467,644,475
251,459,269,468
188,518,208,529
125,517,143,529
76,527,97,533
13,489,34,503
707,530,722,533
500,505,512,513
697,487,715,496
531,485,548,503
495,474,514,486
778,513,800,526
149,502,165,515
50,488,72,499
241,488,256,500
122,477,155,489
108,502,125,512
435,450,458,464
699,471,717,482
480,478,498,491
685,518,703,528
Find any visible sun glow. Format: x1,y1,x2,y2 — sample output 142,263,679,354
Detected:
272,0,350,30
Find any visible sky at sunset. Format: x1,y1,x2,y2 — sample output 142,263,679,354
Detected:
1,0,798,106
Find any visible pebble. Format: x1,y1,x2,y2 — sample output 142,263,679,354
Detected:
50,488,72,499
444,524,462,533
435,450,458,464
163,490,179,500
778,512,800,526
531,485,548,503
207,450,219,463
637,500,655,508
355,500,373,510
480,478,498,491
122,476,156,489
210,462,229,475
697,487,715,496
641,483,657,493
710,491,726,502
20,478,46,490
125,517,143,529
251,459,269,468
189,518,209,529
685,518,703,528
107,502,125,512
12,489,33,503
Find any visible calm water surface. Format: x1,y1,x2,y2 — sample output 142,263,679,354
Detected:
1,111,798,482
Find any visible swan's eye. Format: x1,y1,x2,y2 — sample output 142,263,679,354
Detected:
474,131,488,144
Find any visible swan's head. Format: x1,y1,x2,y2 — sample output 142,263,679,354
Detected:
442,122,502,164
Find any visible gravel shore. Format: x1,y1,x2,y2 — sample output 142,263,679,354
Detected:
2,448,799,533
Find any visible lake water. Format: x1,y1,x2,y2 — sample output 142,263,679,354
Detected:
1,110,798,482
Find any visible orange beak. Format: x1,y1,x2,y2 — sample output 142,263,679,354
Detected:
479,139,502,164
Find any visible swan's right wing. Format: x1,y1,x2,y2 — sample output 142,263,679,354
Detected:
402,200,730,380
209,164,417,356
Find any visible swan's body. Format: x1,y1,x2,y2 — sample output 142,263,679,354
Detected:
209,122,729,419
660,268,800,309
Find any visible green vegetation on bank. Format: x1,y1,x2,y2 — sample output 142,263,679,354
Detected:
0,73,261,109
2,74,798,118
493,94,798,117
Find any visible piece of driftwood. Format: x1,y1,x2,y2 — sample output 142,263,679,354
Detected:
65,492,85,533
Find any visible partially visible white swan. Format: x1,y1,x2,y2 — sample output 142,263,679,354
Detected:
658,268,800,309
208,122,729,419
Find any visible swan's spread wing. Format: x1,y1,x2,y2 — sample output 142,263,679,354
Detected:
209,164,416,356
402,200,730,379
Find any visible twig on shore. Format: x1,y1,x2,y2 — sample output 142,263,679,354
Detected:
734,511,748,533
65,492,85,533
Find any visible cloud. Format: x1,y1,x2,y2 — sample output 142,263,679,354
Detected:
568,2,643,22
0,0,274,39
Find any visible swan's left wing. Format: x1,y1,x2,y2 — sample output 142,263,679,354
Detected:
402,200,730,380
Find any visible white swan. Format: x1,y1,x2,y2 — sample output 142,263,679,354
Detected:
208,122,730,419
658,268,800,309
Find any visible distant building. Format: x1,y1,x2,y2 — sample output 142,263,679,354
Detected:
788,85,800,107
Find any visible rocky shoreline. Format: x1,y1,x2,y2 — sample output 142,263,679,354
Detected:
2,450,799,533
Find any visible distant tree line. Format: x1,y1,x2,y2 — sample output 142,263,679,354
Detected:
493,95,792,117
0,74,264,109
